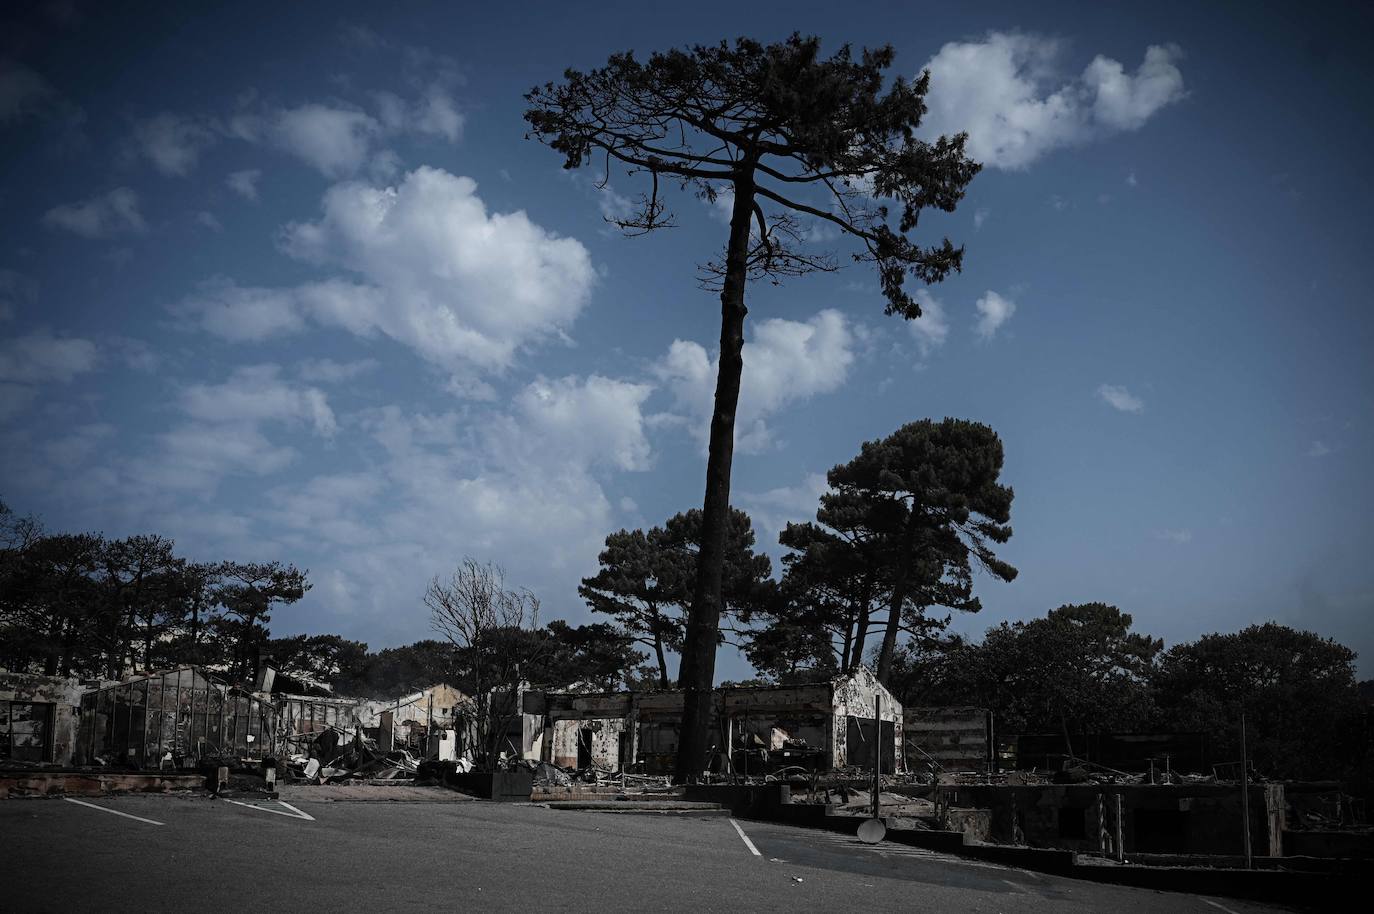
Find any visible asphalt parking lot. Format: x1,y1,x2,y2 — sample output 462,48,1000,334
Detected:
0,789,1295,913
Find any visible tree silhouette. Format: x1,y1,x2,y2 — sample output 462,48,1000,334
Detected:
527,35,979,781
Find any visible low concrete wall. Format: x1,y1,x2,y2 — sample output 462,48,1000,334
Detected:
0,770,204,799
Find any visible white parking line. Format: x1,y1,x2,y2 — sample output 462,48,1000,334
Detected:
220,798,315,821
63,797,164,826
729,818,761,856
1201,900,1243,914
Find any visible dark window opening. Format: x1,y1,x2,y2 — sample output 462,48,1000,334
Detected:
576,727,593,769
2,701,54,763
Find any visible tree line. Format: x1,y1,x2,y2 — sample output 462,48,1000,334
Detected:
0,500,308,683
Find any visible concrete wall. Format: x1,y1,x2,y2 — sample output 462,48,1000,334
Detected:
0,672,83,766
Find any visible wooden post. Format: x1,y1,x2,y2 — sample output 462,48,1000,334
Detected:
1114,792,1124,862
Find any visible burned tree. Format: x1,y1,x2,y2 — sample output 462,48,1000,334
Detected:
427,558,546,767
527,35,979,782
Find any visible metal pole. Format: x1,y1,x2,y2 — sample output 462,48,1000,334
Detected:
872,693,881,819
1240,709,1253,868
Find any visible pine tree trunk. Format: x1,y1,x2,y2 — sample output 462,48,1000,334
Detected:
850,594,872,670
674,166,755,784
876,520,920,684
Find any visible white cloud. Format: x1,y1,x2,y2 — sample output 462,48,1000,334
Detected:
270,103,381,177
0,59,56,124
179,364,337,437
154,423,298,489
297,357,379,383
0,329,99,383
974,290,1016,340
195,211,222,232
1097,383,1145,413
507,375,654,472
276,166,595,372
973,207,990,229
1307,440,1331,458
1126,171,1138,187
655,309,854,453
1157,529,1193,544
42,187,146,238
738,472,829,549
921,33,1185,170
227,168,262,200
176,279,306,341
131,112,216,176
909,289,950,356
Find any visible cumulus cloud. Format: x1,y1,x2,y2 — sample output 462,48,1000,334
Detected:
0,329,99,383
974,290,1016,340
0,59,57,124
921,33,1185,170
909,289,950,356
131,112,217,176
507,375,653,472
227,168,262,200
179,364,337,437
273,166,595,372
656,309,854,453
1098,383,1145,413
42,187,146,238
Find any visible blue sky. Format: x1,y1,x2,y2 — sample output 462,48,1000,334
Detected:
2,1,1371,679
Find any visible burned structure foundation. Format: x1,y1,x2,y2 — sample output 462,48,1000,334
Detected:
523,667,902,776
935,782,1286,858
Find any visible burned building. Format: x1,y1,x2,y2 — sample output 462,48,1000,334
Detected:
0,672,84,766
76,667,275,769
523,666,903,776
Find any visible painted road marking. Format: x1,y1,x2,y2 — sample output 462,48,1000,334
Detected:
220,798,316,821
1201,900,1244,914
729,818,761,856
1001,878,1030,893
63,797,164,826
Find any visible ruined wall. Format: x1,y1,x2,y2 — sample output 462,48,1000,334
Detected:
904,707,990,773
0,672,84,766
549,717,629,769
830,666,903,771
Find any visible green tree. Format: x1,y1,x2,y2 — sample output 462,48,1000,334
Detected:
579,507,772,688
1154,623,1364,780
527,620,650,691
209,561,310,684
527,35,980,781
827,418,1016,683
890,604,1161,747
